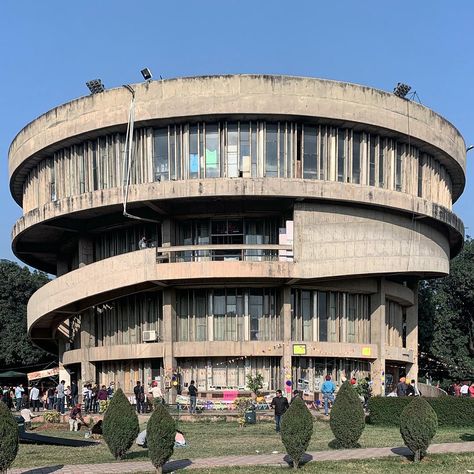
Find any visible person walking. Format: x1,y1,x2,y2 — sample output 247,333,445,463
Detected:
56,380,66,414
14,384,24,411
321,375,336,416
270,389,289,432
134,381,146,414
29,384,40,411
396,377,408,397
188,380,198,414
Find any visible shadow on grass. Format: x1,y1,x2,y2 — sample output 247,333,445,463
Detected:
283,453,313,467
460,433,474,442
21,466,64,473
165,458,193,471
390,446,412,460
125,449,150,460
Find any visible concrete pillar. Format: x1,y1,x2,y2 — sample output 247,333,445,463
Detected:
370,278,386,396
163,287,177,402
79,310,96,385
58,339,71,387
281,286,292,391
406,282,419,383
161,219,175,247
78,235,94,267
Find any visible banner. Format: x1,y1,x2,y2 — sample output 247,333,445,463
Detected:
27,367,59,381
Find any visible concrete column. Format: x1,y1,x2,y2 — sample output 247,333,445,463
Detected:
370,278,386,396
406,282,419,383
58,339,71,387
78,236,94,267
163,288,177,402
161,219,175,247
281,286,292,390
79,310,96,385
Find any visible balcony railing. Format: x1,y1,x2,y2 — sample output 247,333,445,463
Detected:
155,244,293,263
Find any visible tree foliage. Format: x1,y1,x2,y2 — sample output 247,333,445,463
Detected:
103,388,139,460
147,403,176,474
418,238,474,380
246,372,264,395
0,401,19,473
400,397,438,462
329,381,365,448
0,260,54,368
281,397,313,469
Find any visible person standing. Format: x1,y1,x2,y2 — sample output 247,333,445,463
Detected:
460,381,470,397
149,381,163,405
29,384,40,411
406,379,421,396
14,384,24,411
290,389,302,404
107,382,115,399
188,380,198,414
56,380,66,414
321,375,336,416
270,389,289,432
134,381,146,414
396,377,408,397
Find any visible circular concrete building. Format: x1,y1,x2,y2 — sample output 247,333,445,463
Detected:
9,75,465,398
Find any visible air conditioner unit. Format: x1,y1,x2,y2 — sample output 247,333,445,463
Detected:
143,330,158,342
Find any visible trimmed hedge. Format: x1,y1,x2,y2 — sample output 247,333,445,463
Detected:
329,381,365,448
281,397,313,469
368,396,474,427
147,403,176,474
0,401,19,474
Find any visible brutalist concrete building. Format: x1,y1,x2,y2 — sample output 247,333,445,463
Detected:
9,75,465,397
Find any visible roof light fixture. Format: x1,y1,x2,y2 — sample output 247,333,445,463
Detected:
393,82,411,98
140,68,153,81
86,79,105,94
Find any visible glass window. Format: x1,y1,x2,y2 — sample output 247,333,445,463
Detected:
249,290,263,341
251,123,258,177
205,124,220,178
279,124,286,177
153,128,168,181
189,125,199,179
195,292,207,342
213,291,226,341
337,130,346,182
418,154,424,197
240,123,250,177
352,132,361,184
369,135,376,187
318,292,328,342
265,123,278,177
227,123,239,177
301,291,312,341
378,138,385,187
303,126,317,179
319,126,326,180
395,143,403,191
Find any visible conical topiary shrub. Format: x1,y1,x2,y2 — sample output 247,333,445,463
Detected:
147,403,176,474
329,381,365,448
280,397,314,469
400,396,438,462
103,388,139,460
0,401,19,474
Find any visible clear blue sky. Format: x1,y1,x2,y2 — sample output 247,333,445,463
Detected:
1,0,473,264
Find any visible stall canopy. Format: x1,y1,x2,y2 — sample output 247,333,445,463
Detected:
0,371,27,379
27,367,59,381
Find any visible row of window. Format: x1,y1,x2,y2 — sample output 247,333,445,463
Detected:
22,120,453,213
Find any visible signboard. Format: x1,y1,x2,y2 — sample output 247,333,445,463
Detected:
27,367,59,381
361,347,372,356
293,344,306,355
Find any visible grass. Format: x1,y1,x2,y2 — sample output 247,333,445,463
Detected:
186,453,474,473
10,419,474,469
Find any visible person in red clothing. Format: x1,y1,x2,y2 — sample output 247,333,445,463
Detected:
469,382,474,398
97,385,108,401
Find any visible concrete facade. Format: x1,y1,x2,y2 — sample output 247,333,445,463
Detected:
9,75,465,398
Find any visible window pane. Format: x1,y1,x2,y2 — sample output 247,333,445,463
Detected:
318,292,328,342
337,130,345,182
369,135,376,186
302,291,312,341
154,128,168,181
240,123,250,177
396,143,403,191
227,123,239,177
189,125,199,179
352,132,361,184
303,126,317,179
378,138,385,187
265,123,278,177
205,124,220,178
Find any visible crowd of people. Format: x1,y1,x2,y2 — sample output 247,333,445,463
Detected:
447,381,474,397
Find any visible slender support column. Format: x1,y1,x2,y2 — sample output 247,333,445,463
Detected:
370,278,386,396
163,287,177,403
79,309,96,386
406,282,419,383
281,286,292,391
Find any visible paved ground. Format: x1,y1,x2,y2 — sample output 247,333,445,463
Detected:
8,441,474,473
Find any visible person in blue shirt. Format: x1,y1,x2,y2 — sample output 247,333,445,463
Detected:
15,384,24,411
321,375,336,416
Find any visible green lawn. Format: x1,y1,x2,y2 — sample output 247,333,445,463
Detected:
187,453,474,474
11,419,474,469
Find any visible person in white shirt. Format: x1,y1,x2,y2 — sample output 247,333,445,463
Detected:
460,382,470,397
20,407,38,430
148,381,163,401
29,384,40,412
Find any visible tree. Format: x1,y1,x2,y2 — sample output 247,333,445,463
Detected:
329,381,365,448
280,397,313,469
0,260,54,368
418,238,474,381
246,372,264,395
147,403,176,474
103,388,139,460
400,397,438,462
0,401,19,474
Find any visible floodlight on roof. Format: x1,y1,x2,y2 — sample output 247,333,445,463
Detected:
140,68,153,81
393,83,411,98
86,79,105,94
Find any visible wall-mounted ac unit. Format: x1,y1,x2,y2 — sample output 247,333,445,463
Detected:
143,330,158,342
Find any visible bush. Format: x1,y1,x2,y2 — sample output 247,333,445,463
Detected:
234,397,254,427
147,403,176,474
280,397,313,469
400,397,438,462
368,396,474,426
98,400,110,414
0,401,19,474
103,388,139,460
43,411,61,423
329,381,365,448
